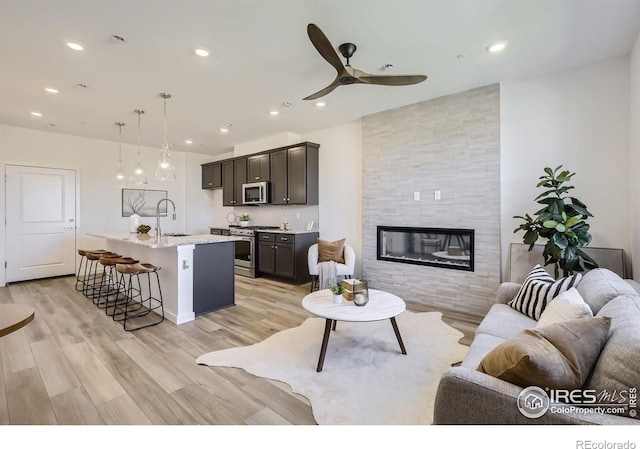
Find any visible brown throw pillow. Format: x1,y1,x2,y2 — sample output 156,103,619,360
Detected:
317,238,345,264
477,316,611,390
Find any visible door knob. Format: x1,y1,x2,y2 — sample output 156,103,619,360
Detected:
64,226,75,229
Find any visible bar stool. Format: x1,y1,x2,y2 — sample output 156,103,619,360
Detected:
76,249,109,291
114,262,164,331
83,251,121,300
96,256,139,310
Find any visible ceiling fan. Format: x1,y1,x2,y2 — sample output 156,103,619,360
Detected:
303,23,427,101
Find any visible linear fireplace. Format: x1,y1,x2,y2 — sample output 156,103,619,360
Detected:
377,226,474,271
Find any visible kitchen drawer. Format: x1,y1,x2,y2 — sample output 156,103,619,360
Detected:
257,232,275,242
276,234,294,244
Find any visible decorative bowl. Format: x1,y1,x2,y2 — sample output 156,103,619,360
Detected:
137,225,151,234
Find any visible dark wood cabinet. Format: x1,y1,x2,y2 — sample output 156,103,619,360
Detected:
247,153,270,182
222,158,247,206
269,143,319,205
201,162,222,189
257,231,318,284
202,142,319,206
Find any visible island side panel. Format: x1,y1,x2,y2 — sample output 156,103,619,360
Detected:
105,241,196,325
193,241,235,315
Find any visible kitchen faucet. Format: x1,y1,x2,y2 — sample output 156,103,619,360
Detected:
156,198,176,237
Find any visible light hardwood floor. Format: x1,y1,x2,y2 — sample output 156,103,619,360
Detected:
0,274,481,425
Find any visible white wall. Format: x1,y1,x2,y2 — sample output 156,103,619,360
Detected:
303,121,362,276
500,57,631,281
631,32,640,280
0,124,215,286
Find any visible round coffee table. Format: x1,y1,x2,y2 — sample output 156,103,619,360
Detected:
302,288,407,372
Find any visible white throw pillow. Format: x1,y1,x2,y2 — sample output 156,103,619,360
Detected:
536,288,594,328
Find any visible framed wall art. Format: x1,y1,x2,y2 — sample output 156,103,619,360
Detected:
122,189,167,217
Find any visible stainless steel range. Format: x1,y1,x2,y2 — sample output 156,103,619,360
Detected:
211,225,279,278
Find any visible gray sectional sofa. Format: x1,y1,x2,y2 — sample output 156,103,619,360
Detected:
434,268,640,424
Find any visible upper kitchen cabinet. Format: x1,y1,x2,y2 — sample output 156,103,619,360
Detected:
222,157,247,206
270,142,319,205
247,153,270,182
201,162,222,189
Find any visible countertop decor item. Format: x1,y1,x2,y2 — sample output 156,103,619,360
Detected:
239,214,250,227
137,224,151,234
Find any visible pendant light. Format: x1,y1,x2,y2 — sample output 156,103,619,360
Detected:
155,92,176,181
130,109,148,185
115,122,125,181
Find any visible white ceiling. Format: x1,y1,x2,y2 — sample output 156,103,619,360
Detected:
1,1,640,157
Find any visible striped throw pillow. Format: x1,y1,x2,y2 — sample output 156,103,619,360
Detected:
508,265,582,320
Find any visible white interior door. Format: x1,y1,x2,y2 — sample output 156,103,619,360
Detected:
5,165,76,282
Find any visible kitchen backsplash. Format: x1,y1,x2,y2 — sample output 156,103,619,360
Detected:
233,205,319,231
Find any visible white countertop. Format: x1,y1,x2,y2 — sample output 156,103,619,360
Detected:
254,229,318,234
88,232,240,249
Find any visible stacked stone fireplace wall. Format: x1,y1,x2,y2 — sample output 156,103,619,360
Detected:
361,84,501,317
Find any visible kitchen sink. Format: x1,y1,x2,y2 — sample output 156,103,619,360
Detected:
163,233,191,237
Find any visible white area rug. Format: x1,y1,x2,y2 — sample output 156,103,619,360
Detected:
196,311,468,425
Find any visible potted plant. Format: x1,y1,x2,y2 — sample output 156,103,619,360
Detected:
239,214,250,228
329,284,343,304
513,165,598,277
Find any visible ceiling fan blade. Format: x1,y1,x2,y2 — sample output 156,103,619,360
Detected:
303,82,341,101
358,74,427,86
307,23,346,74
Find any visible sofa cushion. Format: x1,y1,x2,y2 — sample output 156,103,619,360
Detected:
476,304,537,340
585,295,640,419
477,316,611,390
461,333,506,370
536,288,593,328
508,264,581,320
576,268,638,314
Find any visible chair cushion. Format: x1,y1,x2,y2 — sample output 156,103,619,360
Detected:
317,238,345,264
508,264,581,320
576,268,638,314
477,316,611,390
536,288,593,328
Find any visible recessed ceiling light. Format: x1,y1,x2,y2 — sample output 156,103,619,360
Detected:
75,83,88,89
269,110,279,116
456,53,466,59
219,127,229,133
30,111,43,117
486,41,508,53
47,123,56,127
65,41,84,51
282,101,292,107
185,139,193,144
195,47,210,57
110,35,126,44
44,87,59,94
315,101,326,108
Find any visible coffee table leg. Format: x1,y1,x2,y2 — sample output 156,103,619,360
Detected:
332,320,337,331
390,317,407,355
317,319,333,372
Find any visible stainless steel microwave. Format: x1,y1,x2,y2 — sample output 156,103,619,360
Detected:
242,181,269,204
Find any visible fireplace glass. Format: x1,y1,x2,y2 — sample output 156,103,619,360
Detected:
377,226,474,271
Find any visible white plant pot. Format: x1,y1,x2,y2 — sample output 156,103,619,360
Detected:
240,221,249,228
129,213,141,233
333,294,343,304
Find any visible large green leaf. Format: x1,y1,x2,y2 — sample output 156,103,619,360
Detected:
543,220,559,228
564,215,582,228
552,233,569,249
555,223,566,232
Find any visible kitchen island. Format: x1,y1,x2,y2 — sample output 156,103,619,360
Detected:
88,232,239,324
